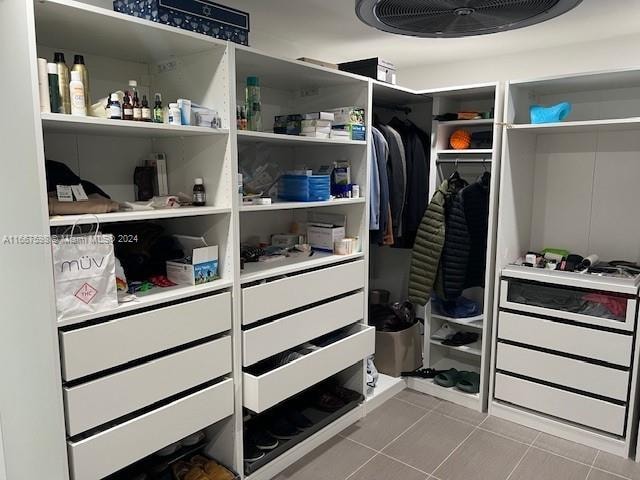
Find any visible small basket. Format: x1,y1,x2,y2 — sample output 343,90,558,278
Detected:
530,102,572,124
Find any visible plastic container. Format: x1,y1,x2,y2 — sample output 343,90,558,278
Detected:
278,175,330,202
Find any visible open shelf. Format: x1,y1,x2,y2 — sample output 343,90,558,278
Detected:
507,117,640,134
365,374,406,412
437,149,493,156
57,278,233,328
431,314,484,330
437,119,495,127
240,197,365,212
49,206,231,227
237,130,366,146
430,339,482,357
41,113,229,138
240,251,364,284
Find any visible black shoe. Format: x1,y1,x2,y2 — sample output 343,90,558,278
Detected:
247,430,278,451
243,441,266,463
285,409,313,430
267,416,299,440
330,385,362,403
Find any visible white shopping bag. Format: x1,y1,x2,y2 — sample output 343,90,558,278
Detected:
52,217,118,320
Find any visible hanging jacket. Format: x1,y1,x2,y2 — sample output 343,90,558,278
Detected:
378,125,406,240
371,127,390,244
408,179,449,305
439,182,471,300
389,118,430,248
369,129,381,231
461,175,490,288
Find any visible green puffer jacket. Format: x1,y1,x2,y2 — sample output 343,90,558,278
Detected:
408,179,449,305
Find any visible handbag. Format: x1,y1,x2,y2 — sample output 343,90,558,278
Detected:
51,216,118,320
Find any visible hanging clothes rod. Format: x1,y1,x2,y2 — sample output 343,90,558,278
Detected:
436,158,491,163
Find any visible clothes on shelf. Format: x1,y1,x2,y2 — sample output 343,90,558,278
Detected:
370,117,430,248
409,171,491,305
431,295,481,319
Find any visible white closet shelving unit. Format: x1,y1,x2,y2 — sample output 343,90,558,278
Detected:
490,68,640,458
405,84,503,412
7,2,378,479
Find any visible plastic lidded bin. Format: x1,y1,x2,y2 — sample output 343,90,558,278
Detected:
278,175,331,201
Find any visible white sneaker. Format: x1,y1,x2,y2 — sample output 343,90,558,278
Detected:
431,323,457,341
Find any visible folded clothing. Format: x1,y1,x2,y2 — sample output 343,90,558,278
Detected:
431,295,481,318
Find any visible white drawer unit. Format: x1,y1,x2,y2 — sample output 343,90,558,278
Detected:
498,311,633,367
60,292,232,381
500,278,637,331
496,343,629,401
67,379,234,480
243,324,374,413
64,336,232,436
242,292,364,366
242,260,365,326
494,373,626,436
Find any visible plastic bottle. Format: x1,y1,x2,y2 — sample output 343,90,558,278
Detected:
107,93,121,120
54,52,71,114
122,91,133,120
153,93,164,123
141,95,151,122
168,103,181,125
193,178,206,206
46,63,61,114
69,71,86,116
71,54,90,110
245,76,262,131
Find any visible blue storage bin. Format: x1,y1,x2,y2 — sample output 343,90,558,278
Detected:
279,175,331,202
113,0,250,45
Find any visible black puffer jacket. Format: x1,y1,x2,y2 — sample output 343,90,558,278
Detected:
438,184,470,300
461,177,490,288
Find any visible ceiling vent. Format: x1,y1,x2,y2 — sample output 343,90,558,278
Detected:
355,0,583,38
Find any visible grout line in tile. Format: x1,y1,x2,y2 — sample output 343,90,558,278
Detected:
376,450,431,475
588,466,632,480
378,408,436,452
505,432,541,480
344,454,377,480
527,445,617,473
428,416,484,476
393,395,443,412
585,451,600,480
340,436,382,455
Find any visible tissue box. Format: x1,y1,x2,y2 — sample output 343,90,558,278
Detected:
307,212,346,252
166,235,219,285
113,0,250,45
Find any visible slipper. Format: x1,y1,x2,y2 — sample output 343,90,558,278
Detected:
434,368,461,388
431,323,457,341
442,331,479,347
402,368,442,379
456,372,480,394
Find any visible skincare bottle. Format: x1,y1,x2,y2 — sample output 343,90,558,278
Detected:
69,71,87,116
169,103,181,125
193,178,206,206
46,63,61,114
107,93,121,120
37,59,51,113
54,52,71,114
122,91,133,120
132,90,142,121
245,76,262,131
153,93,164,123
141,95,151,122
71,54,90,110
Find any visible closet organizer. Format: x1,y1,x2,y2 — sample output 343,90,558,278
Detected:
491,69,640,458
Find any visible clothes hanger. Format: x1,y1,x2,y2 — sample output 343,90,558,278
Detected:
479,158,491,186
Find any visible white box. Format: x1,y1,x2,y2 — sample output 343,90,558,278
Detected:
166,235,218,285
307,225,345,252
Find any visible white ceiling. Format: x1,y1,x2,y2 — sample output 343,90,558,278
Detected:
229,0,640,69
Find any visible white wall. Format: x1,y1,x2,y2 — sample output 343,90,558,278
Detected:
399,32,640,90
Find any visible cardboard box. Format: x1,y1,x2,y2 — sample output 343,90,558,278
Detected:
332,124,366,141
339,57,397,85
307,212,346,252
166,235,219,285
113,0,250,45
327,106,365,126
374,323,423,377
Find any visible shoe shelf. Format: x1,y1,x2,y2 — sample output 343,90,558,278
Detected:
430,313,484,330
429,339,482,357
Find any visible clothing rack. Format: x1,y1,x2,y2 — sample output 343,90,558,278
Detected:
436,158,491,164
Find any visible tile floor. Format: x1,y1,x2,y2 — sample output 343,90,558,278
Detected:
274,389,640,480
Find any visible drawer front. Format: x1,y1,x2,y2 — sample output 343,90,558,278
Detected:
498,311,633,367
494,373,626,436
64,336,232,436
242,261,364,326
60,292,231,381
243,324,374,413
243,292,364,366
500,279,636,331
68,379,233,480
496,343,629,401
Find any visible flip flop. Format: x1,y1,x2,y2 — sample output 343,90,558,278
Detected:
402,368,442,379
442,331,479,347
456,372,480,394
434,368,461,388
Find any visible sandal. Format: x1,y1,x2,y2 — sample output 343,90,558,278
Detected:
442,331,479,347
402,368,442,378
456,371,480,394
434,368,461,388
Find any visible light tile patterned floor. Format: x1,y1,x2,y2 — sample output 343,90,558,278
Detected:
274,390,640,480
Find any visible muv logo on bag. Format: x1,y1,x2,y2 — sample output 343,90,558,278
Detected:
61,255,106,273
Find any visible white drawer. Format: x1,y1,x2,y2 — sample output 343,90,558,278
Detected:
496,343,629,401
243,324,374,413
242,261,364,326
500,279,636,331
243,292,364,366
68,379,233,480
498,311,633,367
60,292,231,381
64,336,232,436
494,373,626,436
